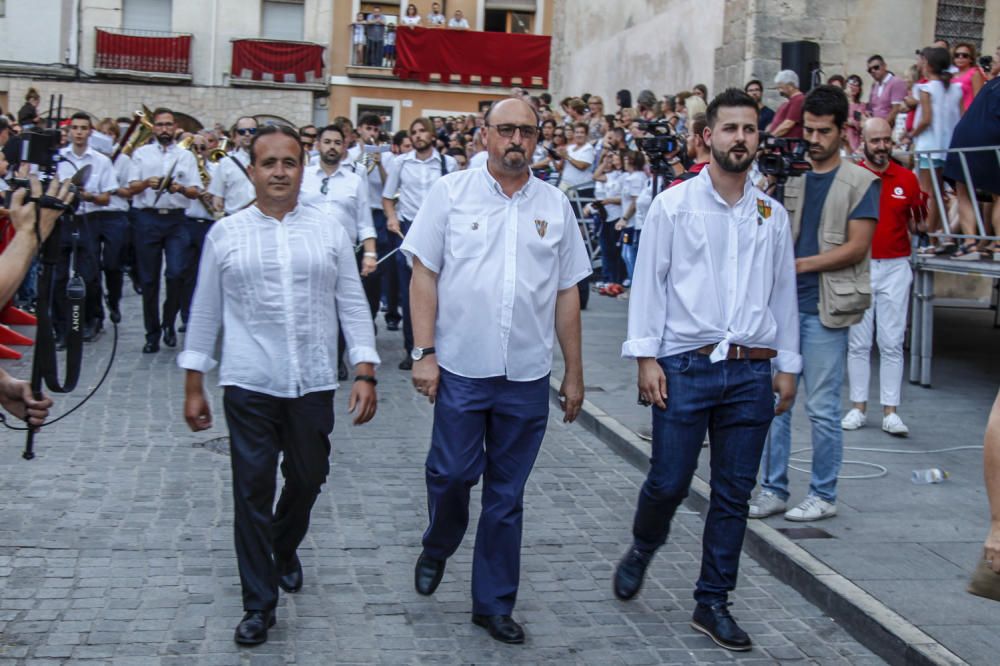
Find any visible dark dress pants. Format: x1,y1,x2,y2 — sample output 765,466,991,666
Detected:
223,386,335,612
374,208,401,325
630,352,775,606
52,214,100,335
89,211,130,319
421,370,549,615
133,210,190,343
395,218,414,352
180,217,213,324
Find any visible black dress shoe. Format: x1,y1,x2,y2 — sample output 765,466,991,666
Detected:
690,602,752,652
55,334,67,352
233,610,275,646
386,320,400,331
472,614,525,644
178,322,187,333
162,326,177,348
613,547,653,601
276,553,303,593
338,360,349,381
143,341,160,354
414,552,445,596
82,322,98,342
398,356,413,371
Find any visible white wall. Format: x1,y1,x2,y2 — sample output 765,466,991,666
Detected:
0,0,70,65
549,0,726,103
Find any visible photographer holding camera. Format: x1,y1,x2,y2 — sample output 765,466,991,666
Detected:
751,85,880,523
0,176,74,428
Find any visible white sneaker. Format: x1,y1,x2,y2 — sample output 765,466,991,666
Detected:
748,491,787,519
882,413,910,437
784,495,837,522
841,408,866,431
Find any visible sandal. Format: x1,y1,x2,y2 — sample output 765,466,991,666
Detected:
951,242,983,261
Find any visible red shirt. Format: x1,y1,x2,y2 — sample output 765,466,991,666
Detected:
767,92,805,138
861,159,922,259
668,161,708,188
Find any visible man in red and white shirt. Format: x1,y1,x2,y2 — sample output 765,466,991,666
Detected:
843,118,923,436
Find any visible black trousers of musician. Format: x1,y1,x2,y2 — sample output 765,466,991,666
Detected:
88,211,130,321
180,217,214,325
133,209,190,344
395,218,414,352
223,386,335,612
374,208,401,326
52,214,100,336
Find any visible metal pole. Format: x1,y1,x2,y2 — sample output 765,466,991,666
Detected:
920,270,934,387
958,152,987,236
909,262,922,385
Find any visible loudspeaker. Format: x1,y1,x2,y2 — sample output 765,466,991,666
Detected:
781,41,821,92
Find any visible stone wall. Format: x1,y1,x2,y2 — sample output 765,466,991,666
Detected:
0,78,314,128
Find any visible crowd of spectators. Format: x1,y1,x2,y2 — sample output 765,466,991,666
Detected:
353,3,471,67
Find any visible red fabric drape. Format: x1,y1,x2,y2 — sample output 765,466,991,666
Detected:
231,39,325,83
393,27,550,87
95,29,191,74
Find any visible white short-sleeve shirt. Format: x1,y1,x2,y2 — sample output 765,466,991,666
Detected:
401,166,592,381
57,146,119,216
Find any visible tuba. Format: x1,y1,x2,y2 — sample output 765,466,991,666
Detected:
208,136,229,163
113,105,155,160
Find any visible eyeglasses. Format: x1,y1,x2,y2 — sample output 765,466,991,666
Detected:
488,124,539,139
954,52,972,59
320,176,330,196
301,133,317,140
867,65,882,73
235,127,257,136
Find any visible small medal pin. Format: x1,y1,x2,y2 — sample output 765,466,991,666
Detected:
471,222,479,230
535,219,548,238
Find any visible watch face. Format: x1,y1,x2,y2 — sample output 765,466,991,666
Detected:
411,348,422,361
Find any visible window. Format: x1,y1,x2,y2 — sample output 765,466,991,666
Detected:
934,0,985,50
262,0,304,41
484,1,535,33
122,0,173,32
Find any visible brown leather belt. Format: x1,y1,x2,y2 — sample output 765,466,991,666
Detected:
696,344,777,360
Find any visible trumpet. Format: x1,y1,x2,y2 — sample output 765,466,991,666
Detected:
208,137,230,163
113,105,155,160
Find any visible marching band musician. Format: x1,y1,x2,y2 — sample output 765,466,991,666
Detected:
208,116,256,216
127,107,202,354
180,131,218,331
352,113,392,322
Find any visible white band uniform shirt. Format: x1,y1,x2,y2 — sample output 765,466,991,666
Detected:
177,204,380,398
100,154,133,213
186,160,218,220
468,150,488,170
128,142,200,210
401,166,592,381
382,149,458,221
300,164,376,246
622,166,802,374
56,146,118,216
206,148,254,215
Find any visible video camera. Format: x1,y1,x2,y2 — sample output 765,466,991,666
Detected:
757,134,812,180
634,119,685,179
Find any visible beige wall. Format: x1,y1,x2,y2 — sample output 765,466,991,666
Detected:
549,0,726,103
329,85,504,128
2,78,313,128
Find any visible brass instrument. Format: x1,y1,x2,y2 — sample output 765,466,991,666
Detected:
208,137,230,163
113,105,155,159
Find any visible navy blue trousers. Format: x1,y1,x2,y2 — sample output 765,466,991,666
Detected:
631,352,774,606
395,218,414,352
89,211,130,319
133,210,190,343
422,369,549,615
180,217,213,324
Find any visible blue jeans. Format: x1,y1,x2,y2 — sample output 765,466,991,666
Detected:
631,351,774,606
760,313,848,503
621,228,640,283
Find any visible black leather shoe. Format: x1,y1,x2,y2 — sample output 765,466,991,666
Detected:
233,610,275,646
107,299,122,324
472,614,525,644
143,341,160,354
338,360,349,381
276,554,303,593
690,602,752,652
398,356,413,371
386,319,400,331
613,547,653,601
178,322,187,333
162,326,177,348
55,334,67,352
82,322,98,342
414,552,445,596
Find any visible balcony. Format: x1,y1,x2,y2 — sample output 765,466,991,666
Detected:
346,25,549,88
94,27,192,83
230,39,326,91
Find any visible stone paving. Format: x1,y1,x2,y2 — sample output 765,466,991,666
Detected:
0,290,882,664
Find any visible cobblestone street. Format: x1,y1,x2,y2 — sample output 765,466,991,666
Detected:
0,294,882,665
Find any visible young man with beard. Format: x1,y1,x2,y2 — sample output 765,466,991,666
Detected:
614,89,799,652
751,85,880,522
744,79,775,132
383,117,457,370
842,118,922,436
180,126,378,645
402,97,591,644
300,124,377,380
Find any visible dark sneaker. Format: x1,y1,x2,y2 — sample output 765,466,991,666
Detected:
691,602,752,652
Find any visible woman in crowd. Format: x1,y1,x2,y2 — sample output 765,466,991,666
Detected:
910,47,964,255
845,75,867,154
952,42,985,111
616,150,647,291
588,150,625,294
588,96,605,140
401,4,421,26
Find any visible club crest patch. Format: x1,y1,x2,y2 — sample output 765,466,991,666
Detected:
535,219,548,238
756,198,772,225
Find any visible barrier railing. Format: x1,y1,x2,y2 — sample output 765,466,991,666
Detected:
914,145,1000,243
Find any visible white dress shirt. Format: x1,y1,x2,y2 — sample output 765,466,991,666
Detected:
56,145,118,216
186,160,217,220
128,142,200,210
383,149,458,221
100,153,132,213
178,203,380,398
300,163,376,245
206,148,254,214
622,166,801,374
402,166,592,381
468,150,488,170
594,170,624,220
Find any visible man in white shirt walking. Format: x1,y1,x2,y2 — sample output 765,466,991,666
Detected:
208,116,256,216
402,97,591,644
179,125,379,646
383,117,457,370
614,89,799,652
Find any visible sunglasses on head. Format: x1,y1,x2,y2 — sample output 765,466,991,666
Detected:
235,127,257,136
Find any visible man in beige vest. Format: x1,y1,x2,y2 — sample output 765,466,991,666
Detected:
750,85,880,522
